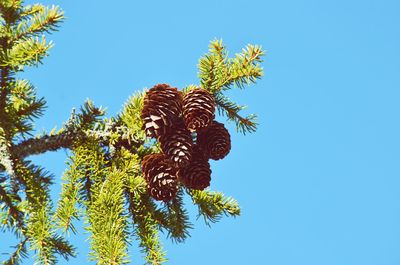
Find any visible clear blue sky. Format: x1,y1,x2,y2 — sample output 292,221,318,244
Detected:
1,0,400,264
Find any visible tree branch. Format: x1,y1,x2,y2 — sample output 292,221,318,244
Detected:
10,121,143,159
11,129,84,158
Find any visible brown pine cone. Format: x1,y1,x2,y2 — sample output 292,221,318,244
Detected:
197,121,231,160
159,124,193,168
182,88,215,132
141,84,183,138
141,153,178,201
178,146,211,190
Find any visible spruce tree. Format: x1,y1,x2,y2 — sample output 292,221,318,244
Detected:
0,1,265,264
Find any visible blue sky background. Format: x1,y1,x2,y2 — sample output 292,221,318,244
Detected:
1,0,400,264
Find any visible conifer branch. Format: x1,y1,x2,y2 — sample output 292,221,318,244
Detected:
11,101,105,158
13,97,45,118
2,237,29,265
14,5,63,41
11,130,83,158
72,140,108,202
53,159,82,235
9,79,46,119
0,184,24,230
10,160,74,264
127,175,166,265
214,92,257,134
48,236,76,262
6,36,52,68
198,40,228,94
86,169,129,265
19,4,46,20
198,40,265,93
164,189,192,243
188,189,241,226
66,143,129,264
221,44,265,90
15,161,57,265
130,199,167,264
198,39,265,134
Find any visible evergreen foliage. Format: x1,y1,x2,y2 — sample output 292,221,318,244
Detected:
0,1,265,264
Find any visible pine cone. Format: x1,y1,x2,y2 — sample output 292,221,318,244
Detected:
197,121,231,160
159,124,193,168
141,84,183,138
178,147,211,190
182,88,215,132
141,153,178,202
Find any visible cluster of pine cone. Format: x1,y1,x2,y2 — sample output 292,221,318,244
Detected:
140,84,231,202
